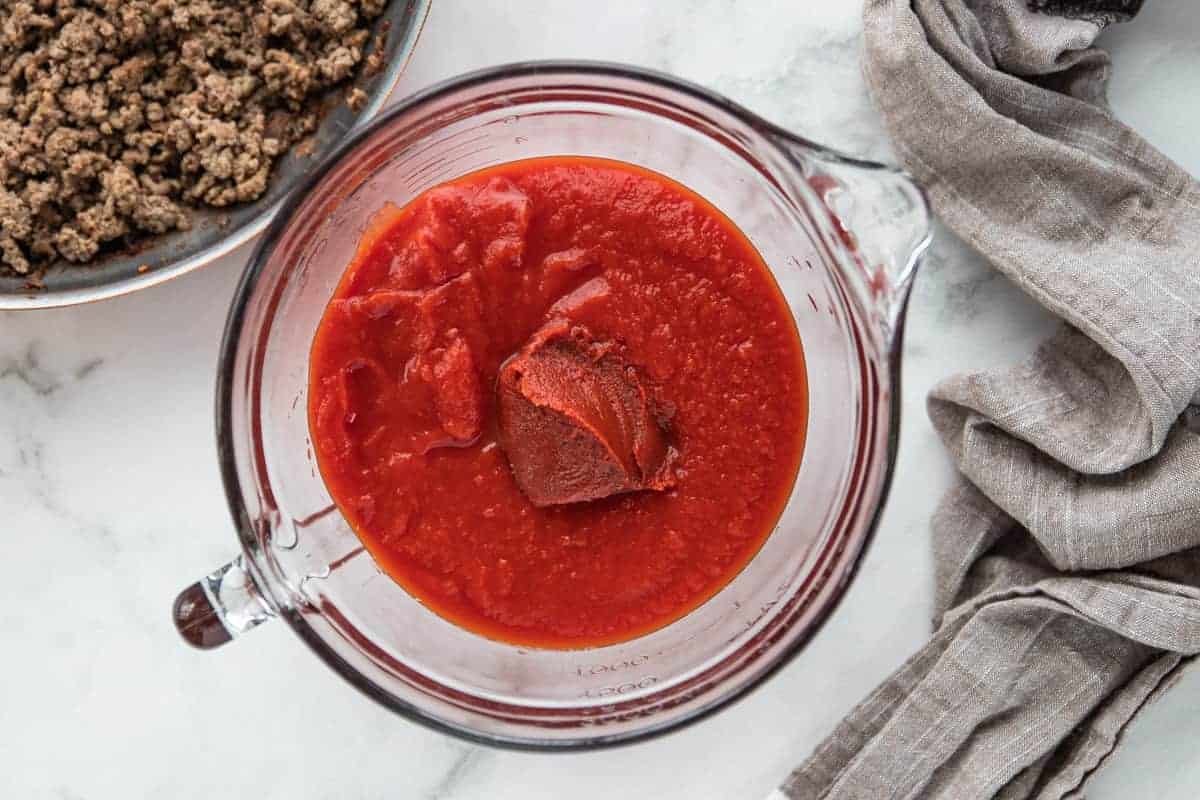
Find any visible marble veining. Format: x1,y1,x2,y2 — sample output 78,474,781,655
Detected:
0,2,1197,799
428,749,490,800
1,345,68,397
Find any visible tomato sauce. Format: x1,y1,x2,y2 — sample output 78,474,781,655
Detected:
309,157,806,648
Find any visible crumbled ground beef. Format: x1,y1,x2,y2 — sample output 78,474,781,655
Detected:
0,0,387,275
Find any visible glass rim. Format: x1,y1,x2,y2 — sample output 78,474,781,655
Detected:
215,60,917,751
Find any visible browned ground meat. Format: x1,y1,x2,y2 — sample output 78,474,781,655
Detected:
0,0,387,275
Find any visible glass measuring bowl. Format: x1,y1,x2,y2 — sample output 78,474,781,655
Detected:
172,62,931,749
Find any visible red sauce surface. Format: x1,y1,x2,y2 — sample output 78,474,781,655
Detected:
309,157,807,648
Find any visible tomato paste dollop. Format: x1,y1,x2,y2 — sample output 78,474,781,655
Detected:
498,315,678,507
308,157,807,649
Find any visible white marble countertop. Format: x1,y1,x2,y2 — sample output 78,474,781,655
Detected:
2,2,1197,798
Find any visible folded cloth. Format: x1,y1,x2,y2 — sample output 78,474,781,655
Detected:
781,1,1200,798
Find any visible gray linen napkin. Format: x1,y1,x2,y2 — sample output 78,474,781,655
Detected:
781,1,1200,798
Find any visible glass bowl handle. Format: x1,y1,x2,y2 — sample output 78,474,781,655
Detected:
173,555,274,650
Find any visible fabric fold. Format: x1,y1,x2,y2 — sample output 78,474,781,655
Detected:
783,1,1200,797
